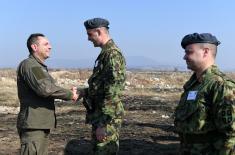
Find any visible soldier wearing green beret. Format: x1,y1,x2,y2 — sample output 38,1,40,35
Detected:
174,33,235,154
17,33,78,155
79,18,126,155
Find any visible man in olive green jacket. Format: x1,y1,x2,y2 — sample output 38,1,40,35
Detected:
17,33,78,155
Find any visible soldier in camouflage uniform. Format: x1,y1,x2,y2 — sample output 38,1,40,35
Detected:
17,33,78,155
80,18,126,155
174,33,235,155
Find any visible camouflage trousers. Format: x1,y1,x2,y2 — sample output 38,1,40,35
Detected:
91,119,122,155
18,129,50,155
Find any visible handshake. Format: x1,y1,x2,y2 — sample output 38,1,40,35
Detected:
71,86,85,102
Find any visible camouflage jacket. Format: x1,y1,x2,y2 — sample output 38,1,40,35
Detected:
174,65,235,145
84,39,126,126
17,54,73,129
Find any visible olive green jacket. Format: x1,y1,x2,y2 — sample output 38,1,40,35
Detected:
17,55,72,129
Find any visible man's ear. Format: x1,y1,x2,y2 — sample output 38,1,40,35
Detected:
31,44,37,52
96,28,102,36
203,48,210,57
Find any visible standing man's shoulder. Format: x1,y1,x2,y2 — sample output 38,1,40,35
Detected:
207,66,235,96
210,66,235,85
18,56,39,70
203,65,227,85
18,57,33,74
104,40,125,62
17,56,48,82
103,40,120,52
109,39,121,50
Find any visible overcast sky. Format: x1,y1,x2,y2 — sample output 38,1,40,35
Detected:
1,0,235,70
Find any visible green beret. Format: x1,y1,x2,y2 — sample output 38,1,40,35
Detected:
84,18,109,30
181,33,220,49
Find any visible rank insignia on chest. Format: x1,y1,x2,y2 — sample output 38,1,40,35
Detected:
187,91,198,100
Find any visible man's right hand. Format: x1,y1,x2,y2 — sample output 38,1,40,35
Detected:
71,86,78,101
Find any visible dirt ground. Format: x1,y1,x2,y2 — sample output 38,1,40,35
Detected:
0,70,190,155
2,70,235,154
0,90,181,155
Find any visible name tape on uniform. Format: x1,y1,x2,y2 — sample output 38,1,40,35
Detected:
187,91,198,100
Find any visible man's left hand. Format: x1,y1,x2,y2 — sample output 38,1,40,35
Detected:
96,126,107,142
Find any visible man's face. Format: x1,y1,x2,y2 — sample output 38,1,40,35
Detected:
183,44,205,71
86,29,101,47
33,36,52,60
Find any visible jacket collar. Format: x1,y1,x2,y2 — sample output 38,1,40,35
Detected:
29,54,47,68
101,39,114,51
184,65,218,90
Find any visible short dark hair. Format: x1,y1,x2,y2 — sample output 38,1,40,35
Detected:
27,33,45,54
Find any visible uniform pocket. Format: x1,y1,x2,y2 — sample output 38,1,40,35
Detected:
175,93,209,133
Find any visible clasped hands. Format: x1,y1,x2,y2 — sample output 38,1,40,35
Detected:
71,86,84,102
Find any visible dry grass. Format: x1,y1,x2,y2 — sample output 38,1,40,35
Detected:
126,71,191,88
0,69,18,106
4,69,235,107
2,69,235,154
50,69,92,80
0,77,18,106
226,72,235,81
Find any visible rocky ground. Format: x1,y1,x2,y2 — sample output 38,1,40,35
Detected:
0,94,179,155
0,70,191,155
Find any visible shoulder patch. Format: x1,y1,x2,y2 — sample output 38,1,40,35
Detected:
32,67,47,80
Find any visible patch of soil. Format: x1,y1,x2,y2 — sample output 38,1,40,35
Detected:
0,93,180,155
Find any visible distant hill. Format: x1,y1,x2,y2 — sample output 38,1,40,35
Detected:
126,56,186,71
47,56,186,71
47,58,94,69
